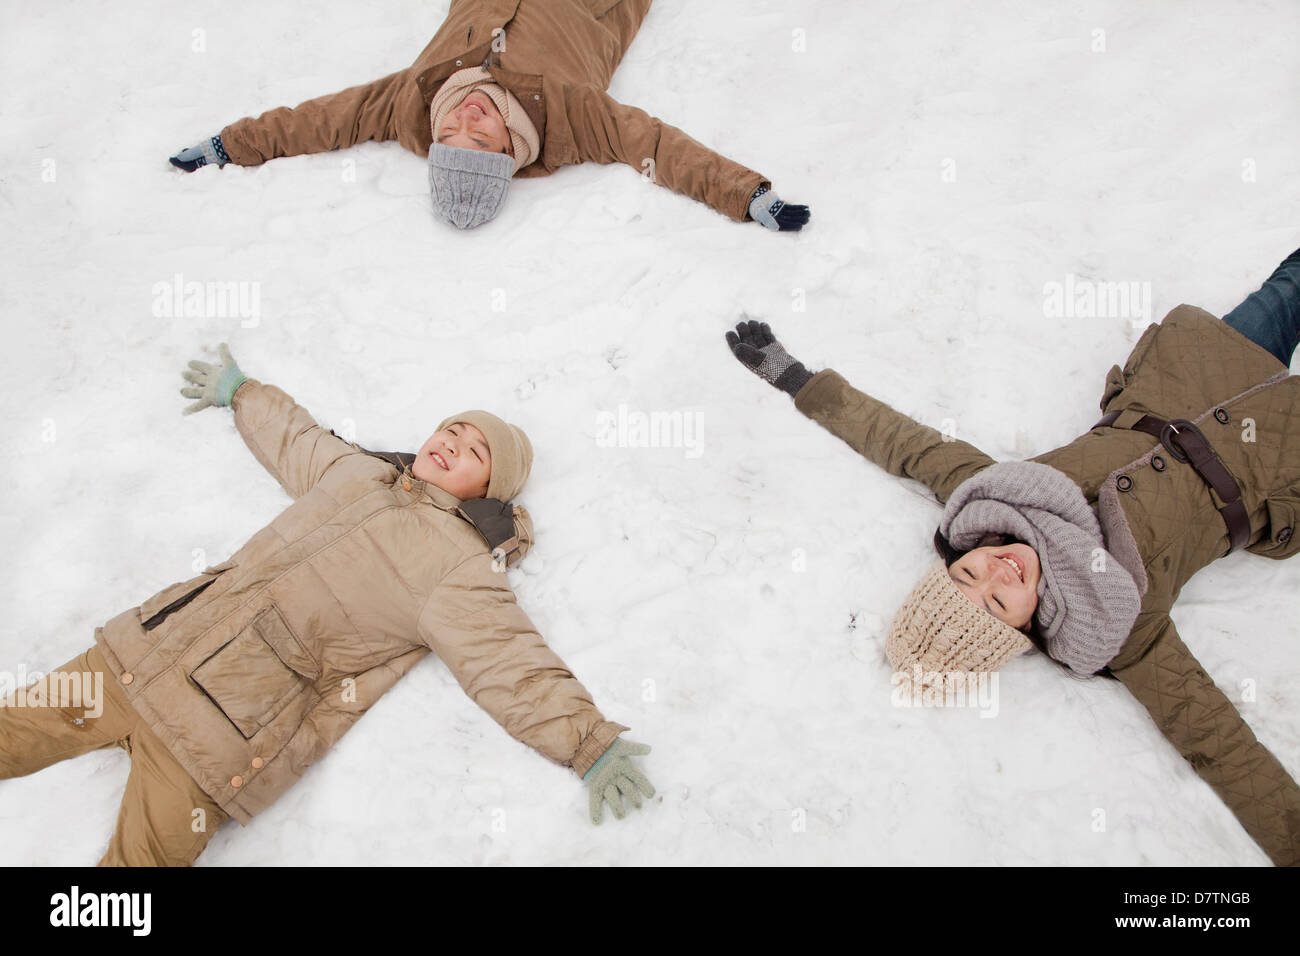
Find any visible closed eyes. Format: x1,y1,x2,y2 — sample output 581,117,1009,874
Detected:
959,566,1006,614
448,426,485,463
437,134,493,149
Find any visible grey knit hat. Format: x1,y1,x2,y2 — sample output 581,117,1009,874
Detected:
427,143,515,229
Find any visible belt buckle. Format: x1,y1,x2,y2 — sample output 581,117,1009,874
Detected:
1159,419,1195,464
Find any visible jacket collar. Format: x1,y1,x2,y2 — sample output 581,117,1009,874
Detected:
394,461,534,567
397,463,465,512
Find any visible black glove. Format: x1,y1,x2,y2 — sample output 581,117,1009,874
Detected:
725,320,814,397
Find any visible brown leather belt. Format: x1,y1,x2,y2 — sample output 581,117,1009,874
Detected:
1093,409,1251,551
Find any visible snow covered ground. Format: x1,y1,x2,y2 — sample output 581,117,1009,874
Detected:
1,0,1297,866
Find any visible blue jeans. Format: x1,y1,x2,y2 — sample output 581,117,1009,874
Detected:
1221,248,1300,367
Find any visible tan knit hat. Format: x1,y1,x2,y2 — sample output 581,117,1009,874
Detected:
429,67,540,173
435,410,533,502
885,561,1034,692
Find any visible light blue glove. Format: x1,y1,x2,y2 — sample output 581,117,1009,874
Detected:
583,737,654,824
180,343,248,415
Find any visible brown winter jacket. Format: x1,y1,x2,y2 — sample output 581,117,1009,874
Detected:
220,0,769,222
92,379,627,825
794,305,1300,866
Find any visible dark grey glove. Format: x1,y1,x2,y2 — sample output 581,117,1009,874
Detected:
725,320,814,397
169,135,230,172
748,186,811,232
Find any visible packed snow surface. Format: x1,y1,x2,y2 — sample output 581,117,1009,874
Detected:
1,0,1297,865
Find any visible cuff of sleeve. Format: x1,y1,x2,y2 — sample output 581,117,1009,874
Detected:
229,377,259,410
775,362,813,397
218,122,260,167
571,720,630,778
733,173,771,221
792,368,842,414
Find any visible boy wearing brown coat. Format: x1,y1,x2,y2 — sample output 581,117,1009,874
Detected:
0,344,653,865
170,0,811,232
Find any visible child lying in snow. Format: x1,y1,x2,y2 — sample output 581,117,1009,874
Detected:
0,343,652,865
724,248,1300,866
169,0,810,232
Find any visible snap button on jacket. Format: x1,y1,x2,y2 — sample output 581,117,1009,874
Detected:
93,379,626,825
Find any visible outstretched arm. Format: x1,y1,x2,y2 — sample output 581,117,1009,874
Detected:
726,321,995,503
1111,614,1300,866
561,85,808,228
172,70,413,170
420,553,629,775
179,343,359,499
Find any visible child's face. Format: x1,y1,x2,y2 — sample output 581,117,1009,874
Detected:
947,543,1040,631
412,422,492,499
435,90,513,156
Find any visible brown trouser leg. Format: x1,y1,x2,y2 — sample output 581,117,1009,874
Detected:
97,714,229,867
220,69,409,166
0,646,228,866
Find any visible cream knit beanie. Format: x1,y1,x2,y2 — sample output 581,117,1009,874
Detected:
885,561,1035,691
429,67,540,173
435,410,533,502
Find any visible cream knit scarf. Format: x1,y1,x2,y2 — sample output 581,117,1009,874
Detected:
429,66,540,173
938,461,1141,675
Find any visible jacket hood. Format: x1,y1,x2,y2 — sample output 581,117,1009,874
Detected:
398,463,534,565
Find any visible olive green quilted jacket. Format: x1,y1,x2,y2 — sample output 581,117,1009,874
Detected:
795,305,1300,866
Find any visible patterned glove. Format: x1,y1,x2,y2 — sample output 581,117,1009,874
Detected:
169,135,230,172
180,343,248,415
583,737,655,825
749,185,811,232
725,320,814,397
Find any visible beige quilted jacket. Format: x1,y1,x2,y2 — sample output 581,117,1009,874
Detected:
93,379,627,825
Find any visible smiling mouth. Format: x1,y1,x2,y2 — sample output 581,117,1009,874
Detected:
429,451,449,471
996,553,1024,583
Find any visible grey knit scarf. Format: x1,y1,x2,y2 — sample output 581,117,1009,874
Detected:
938,461,1141,675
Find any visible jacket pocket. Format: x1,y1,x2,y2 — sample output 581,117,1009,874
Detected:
139,560,237,631
1245,495,1300,559
191,606,319,739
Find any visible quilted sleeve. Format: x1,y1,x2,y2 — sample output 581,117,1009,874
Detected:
794,369,997,504
417,553,628,776
220,70,411,165
558,85,769,222
231,380,363,500
1111,614,1300,866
